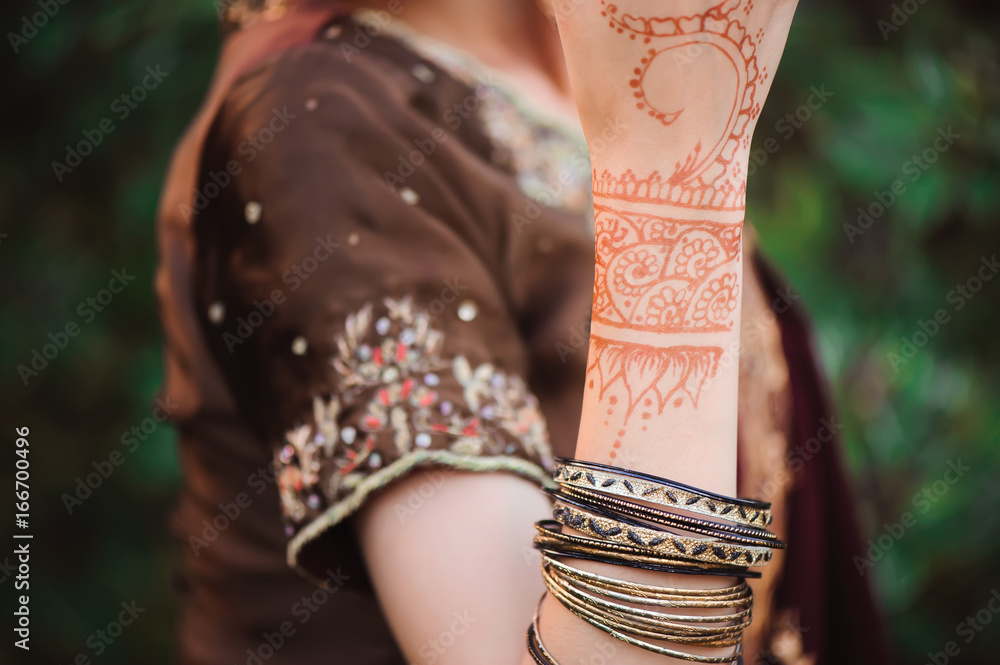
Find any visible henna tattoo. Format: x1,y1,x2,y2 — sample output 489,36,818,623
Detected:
594,203,742,333
596,0,762,212
582,2,764,460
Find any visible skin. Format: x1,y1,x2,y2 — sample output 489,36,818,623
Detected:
354,1,797,663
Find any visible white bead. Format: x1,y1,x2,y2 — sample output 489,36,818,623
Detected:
244,201,262,224
291,336,309,355
368,452,383,468
411,63,436,83
399,187,419,206
375,317,391,335
207,301,225,324
340,427,357,444
415,432,432,448
457,300,478,322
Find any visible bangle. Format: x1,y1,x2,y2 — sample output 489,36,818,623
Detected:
542,554,752,608
554,458,772,528
552,497,773,566
542,565,753,633
555,486,783,546
534,521,762,578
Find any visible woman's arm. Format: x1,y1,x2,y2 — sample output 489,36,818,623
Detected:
535,1,798,663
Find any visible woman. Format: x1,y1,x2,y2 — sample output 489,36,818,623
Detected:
156,1,890,663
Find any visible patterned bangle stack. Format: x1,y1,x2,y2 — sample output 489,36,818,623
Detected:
527,457,786,665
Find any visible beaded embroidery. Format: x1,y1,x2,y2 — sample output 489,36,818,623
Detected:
277,297,552,523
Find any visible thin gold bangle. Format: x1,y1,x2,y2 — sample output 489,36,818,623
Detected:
542,554,751,606
543,571,752,639
544,574,746,651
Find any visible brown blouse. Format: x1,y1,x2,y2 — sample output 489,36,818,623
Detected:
156,8,890,665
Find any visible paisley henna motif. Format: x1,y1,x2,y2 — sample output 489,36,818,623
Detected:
582,2,764,459
596,0,761,212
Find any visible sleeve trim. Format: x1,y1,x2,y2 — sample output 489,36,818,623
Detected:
287,449,554,580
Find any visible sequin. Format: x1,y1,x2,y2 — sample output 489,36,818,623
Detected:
399,187,419,206
207,301,225,324
244,201,262,224
305,98,319,111
276,297,552,524
411,63,436,83
457,300,478,322
348,232,360,246
306,494,321,509
291,336,309,355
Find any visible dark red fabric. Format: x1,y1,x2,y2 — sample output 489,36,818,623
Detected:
756,254,894,665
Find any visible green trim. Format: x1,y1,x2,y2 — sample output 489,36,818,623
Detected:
288,449,554,582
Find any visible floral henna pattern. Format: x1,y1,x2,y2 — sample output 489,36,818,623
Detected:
595,0,761,211
594,203,742,332
583,2,759,460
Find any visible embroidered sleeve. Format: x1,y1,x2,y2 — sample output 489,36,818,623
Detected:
277,297,552,578
190,38,554,582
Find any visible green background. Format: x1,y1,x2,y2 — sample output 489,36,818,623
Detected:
1,1,998,663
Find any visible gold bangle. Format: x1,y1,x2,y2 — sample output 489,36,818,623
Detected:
543,575,746,656
542,554,751,607
553,499,773,566
542,566,752,640
554,459,772,528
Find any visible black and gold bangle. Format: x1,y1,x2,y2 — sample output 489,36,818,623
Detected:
554,458,773,528
534,521,762,578
552,498,774,567
555,486,783,547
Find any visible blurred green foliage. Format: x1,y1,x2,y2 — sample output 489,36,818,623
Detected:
0,1,997,664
